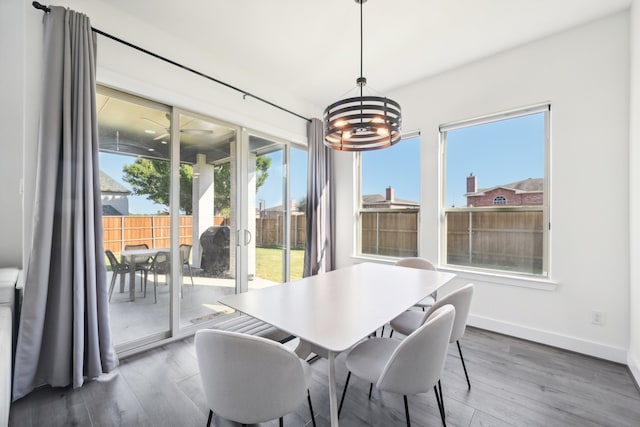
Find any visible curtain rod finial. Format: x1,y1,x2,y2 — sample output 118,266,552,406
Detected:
32,2,51,13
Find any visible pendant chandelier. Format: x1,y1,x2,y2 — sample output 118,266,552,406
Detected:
323,0,402,152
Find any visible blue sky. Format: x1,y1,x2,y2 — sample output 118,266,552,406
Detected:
361,136,421,202
255,147,307,209
100,112,544,214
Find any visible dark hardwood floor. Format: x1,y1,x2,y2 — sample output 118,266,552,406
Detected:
8,327,640,426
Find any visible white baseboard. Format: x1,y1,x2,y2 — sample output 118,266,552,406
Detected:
628,351,640,388
468,314,628,364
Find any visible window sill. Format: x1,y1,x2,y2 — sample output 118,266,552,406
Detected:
437,266,557,291
350,255,557,291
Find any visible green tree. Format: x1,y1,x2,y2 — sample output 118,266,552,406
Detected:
297,196,307,213
122,156,272,216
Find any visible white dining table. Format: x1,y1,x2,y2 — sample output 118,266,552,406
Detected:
218,262,456,426
119,248,168,301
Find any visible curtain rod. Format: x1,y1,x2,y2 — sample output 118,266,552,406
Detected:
31,1,312,123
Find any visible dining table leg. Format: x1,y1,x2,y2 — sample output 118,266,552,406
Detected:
328,350,339,426
128,256,136,301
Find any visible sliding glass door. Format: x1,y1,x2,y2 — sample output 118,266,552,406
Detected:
176,110,239,328
97,87,173,348
244,133,308,291
97,86,306,353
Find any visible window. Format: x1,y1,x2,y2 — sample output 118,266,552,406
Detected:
441,105,549,275
358,135,420,258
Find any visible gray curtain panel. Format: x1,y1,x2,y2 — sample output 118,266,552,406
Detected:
13,6,117,400
303,118,335,277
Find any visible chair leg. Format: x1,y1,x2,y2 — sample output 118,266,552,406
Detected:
438,379,445,415
307,389,317,427
187,263,194,286
368,383,373,400
153,273,158,304
390,329,394,338
279,417,283,427
206,409,213,427
108,273,117,302
403,395,411,427
338,371,351,417
457,340,471,390
434,385,446,426
381,325,385,336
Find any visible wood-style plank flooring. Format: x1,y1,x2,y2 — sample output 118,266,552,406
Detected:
8,327,640,426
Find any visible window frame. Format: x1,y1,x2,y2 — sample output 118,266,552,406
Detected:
439,104,550,277
355,132,422,260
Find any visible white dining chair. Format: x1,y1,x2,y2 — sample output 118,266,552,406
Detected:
338,305,455,426
380,257,437,337
395,257,437,310
390,283,475,390
194,329,316,427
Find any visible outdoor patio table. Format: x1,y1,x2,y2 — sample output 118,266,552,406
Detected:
218,262,456,427
120,248,169,301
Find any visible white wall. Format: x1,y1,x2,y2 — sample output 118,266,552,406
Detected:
0,0,27,267
49,0,315,144
629,0,640,384
336,12,632,363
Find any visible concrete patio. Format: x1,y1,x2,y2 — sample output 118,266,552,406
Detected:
107,271,278,345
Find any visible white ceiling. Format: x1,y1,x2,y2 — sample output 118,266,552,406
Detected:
101,0,631,109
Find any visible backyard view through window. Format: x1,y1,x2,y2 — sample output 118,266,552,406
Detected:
359,136,420,257
97,86,307,351
442,105,549,275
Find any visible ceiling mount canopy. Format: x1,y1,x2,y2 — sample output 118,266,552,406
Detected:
323,0,402,152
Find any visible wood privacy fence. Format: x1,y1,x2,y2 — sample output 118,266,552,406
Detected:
102,215,224,253
446,209,544,274
104,209,543,273
360,209,419,258
254,214,306,249
102,214,307,252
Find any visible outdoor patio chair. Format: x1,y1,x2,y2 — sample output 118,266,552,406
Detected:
143,251,170,303
105,249,132,302
123,243,152,290
179,243,196,287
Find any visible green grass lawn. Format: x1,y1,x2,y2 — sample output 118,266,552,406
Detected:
256,247,305,283
107,247,305,283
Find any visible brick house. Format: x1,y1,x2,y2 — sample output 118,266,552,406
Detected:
465,174,543,207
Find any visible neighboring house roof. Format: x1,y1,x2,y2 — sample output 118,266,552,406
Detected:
259,204,304,215
100,171,131,195
362,194,419,207
102,204,123,215
466,178,543,196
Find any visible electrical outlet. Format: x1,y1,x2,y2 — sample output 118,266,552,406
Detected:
592,310,605,326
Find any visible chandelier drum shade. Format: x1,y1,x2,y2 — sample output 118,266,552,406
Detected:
323,0,402,151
